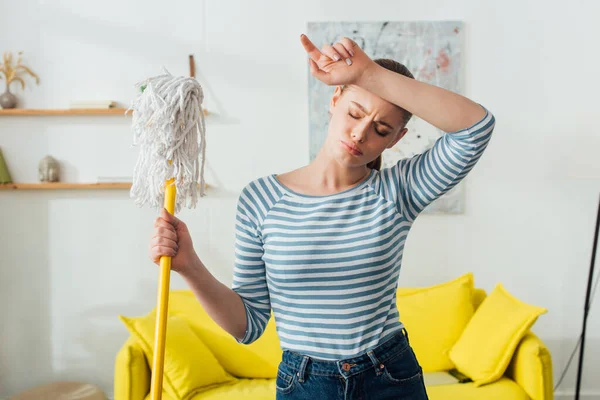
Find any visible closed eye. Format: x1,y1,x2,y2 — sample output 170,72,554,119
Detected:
348,113,389,136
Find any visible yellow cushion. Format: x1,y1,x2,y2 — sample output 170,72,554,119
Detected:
167,290,282,379
114,336,150,400
119,313,236,400
396,273,475,372
425,376,529,400
506,332,554,400
472,288,487,310
185,378,276,400
448,283,547,387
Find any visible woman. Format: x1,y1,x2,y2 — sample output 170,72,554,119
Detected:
150,34,495,399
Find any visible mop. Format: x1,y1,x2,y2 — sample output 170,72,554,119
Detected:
126,67,207,400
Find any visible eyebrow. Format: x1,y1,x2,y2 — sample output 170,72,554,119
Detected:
350,101,394,130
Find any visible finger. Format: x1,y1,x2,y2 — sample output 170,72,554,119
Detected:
333,43,352,65
151,237,178,251
155,225,177,241
300,34,323,63
333,43,351,59
150,243,178,263
340,37,357,57
309,59,329,84
160,207,180,227
322,44,342,62
154,217,176,233
153,245,177,259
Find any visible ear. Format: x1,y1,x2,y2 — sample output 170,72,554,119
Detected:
387,127,408,149
329,86,344,115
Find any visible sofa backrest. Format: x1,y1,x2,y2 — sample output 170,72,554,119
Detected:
473,288,487,310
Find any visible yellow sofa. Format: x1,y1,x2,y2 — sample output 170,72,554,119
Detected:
114,286,553,400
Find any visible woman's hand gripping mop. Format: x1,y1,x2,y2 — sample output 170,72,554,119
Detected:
127,69,207,400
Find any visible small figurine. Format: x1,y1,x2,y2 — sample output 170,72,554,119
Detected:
38,155,59,182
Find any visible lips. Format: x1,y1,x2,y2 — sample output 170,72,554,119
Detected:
341,140,363,156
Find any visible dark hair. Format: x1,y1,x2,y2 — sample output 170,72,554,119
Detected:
344,59,415,171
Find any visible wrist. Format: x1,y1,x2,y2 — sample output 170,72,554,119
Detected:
180,255,204,280
355,61,381,90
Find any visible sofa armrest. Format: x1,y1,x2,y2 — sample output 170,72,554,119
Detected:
114,336,151,400
505,332,554,400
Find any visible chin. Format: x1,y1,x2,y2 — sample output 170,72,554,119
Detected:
333,152,364,168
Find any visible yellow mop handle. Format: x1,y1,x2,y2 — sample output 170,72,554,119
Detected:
150,176,176,400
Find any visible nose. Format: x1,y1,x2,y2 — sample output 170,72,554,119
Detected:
351,124,368,143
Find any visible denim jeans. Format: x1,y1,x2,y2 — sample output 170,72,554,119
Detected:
275,329,428,399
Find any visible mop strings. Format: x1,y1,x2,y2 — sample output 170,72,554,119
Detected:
127,68,207,213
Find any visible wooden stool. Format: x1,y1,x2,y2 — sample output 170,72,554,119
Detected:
9,381,107,400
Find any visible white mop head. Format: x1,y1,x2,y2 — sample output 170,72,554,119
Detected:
127,68,207,214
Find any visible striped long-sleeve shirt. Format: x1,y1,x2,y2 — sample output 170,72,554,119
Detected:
231,106,495,360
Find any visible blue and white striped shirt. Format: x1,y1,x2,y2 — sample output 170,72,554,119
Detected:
232,107,495,360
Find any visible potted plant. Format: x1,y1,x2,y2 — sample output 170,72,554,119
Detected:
0,51,40,109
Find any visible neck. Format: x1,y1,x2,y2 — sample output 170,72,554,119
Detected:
307,147,371,191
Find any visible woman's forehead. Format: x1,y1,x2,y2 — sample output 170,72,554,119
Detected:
344,87,403,117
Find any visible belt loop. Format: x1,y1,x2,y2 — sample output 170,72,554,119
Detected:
367,350,384,376
297,355,310,383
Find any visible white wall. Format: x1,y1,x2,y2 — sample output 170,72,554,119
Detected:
1,0,598,398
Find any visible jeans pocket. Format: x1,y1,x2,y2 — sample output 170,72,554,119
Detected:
381,346,424,386
276,363,298,395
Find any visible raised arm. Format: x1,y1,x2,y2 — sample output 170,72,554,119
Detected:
300,34,496,219
380,109,495,220
353,46,496,220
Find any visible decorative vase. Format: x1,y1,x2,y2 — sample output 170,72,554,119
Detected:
0,85,17,109
0,147,13,184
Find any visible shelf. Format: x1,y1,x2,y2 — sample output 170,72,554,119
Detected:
0,182,209,190
0,108,129,116
0,108,209,116
0,182,132,190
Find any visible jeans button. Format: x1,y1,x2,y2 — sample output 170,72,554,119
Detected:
342,363,351,371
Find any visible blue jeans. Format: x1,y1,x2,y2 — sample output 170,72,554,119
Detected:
275,329,428,399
